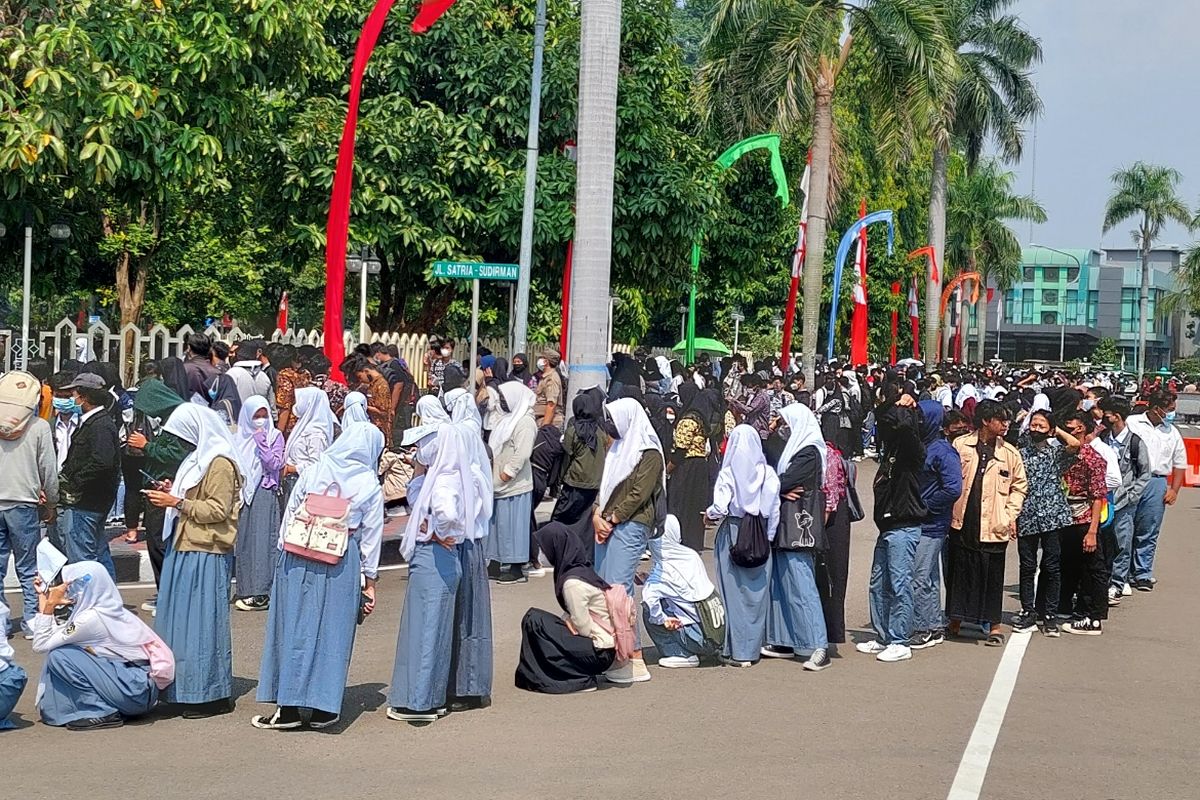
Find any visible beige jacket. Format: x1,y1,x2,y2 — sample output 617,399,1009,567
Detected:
175,456,242,554
951,434,1028,543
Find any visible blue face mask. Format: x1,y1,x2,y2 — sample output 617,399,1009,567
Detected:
208,386,219,401
53,397,80,415
1164,411,1177,425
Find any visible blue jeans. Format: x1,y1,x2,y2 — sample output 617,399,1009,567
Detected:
1132,476,1167,582
595,520,649,649
911,535,945,634
1109,504,1136,590
869,525,921,646
0,504,41,625
642,607,719,660
58,508,116,582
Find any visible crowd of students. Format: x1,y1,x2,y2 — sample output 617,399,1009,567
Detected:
0,339,1187,730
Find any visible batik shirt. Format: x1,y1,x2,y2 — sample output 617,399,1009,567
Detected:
1015,438,1075,535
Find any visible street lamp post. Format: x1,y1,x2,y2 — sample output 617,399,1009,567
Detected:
1031,244,1082,363
345,247,381,345
772,313,784,356
16,211,71,370
677,304,688,344
731,308,745,354
607,294,622,356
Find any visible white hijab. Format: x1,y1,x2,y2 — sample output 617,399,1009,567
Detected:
297,422,384,508
777,402,826,474
598,398,664,511
59,562,163,660
957,383,981,407
444,387,481,430
284,386,337,464
644,515,716,605
403,425,492,559
162,403,243,537
489,382,535,453
234,395,281,505
717,424,779,517
841,370,862,401
416,394,450,425
654,356,672,382
341,391,370,426
1021,391,1051,432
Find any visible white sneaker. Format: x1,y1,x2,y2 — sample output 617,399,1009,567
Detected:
604,663,634,684
1121,582,1132,597
855,640,886,655
657,655,700,669
385,507,406,519
522,564,546,578
1107,586,1121,606
630,658,652,682
876,644,913,663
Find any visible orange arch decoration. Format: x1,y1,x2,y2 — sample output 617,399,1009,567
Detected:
939,272,982,319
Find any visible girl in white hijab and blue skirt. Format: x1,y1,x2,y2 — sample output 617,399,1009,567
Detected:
31,561,175,730
641,515,727,668
706,424,780,666
592,397,665,684
762,404,832,672
252,423,385,730
145,404,244,718
233,396,285,612
388,424,491,723
486,382,537,584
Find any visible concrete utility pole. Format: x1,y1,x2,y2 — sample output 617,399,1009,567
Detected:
511,0,547,356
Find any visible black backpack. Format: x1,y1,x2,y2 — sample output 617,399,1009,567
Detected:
729,513,771,568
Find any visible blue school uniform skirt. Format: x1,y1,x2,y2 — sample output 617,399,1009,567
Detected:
235,484,281,598
452,538,493,700
767,549,829,652
388,541,461,712
156,539,233,704
257,537,361,714
37,647,156,726
714,516,772,662
486,492,532,565
0,663,28,730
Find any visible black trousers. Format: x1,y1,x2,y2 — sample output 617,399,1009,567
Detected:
1059,522,1109,621
142,503,166,587
1018,528,1062,617
121,454,146,531
815,500,852,643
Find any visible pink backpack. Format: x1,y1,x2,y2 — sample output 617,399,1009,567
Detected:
142,634,176,690
594,586,637,663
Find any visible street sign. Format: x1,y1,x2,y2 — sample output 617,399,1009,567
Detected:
432,260,519,281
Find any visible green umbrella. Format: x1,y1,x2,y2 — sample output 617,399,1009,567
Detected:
672,337,732,356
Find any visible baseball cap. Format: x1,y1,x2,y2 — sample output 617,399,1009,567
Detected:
62,373,105,390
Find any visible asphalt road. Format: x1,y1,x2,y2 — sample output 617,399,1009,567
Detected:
4,461,1197,800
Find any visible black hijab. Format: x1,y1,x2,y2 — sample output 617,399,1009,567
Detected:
570,386,604,452
538,523,609,610
489,356,511,385
158,357,190,400
510,353,530,383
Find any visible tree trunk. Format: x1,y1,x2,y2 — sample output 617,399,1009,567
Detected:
975,276,989,364
925,140,948,364
565,0,622,408
800,79,835,386
1138,220,1150,375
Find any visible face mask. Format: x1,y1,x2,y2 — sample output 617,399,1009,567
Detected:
1081,399,1094,412
1029,430,1050,444
440,348,452,357
1164,411,1177,424
537,358,547,370
252,418,269,430
665,410,676,423
53,397,79,415
208,386,219,400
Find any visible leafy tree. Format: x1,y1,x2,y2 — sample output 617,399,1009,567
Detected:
923,0,1041,361
1089,336,1120,367
1103,163,1192,377
698,0,954,379
945,156,1044,362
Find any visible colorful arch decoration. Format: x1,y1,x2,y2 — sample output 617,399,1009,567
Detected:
906,245,939,283
826,210,894,361
939,271,982,318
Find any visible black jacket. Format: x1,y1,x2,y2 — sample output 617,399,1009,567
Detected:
59,408,122,514
872,398,928,531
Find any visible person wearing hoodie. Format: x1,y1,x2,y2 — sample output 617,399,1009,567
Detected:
910,401,962,650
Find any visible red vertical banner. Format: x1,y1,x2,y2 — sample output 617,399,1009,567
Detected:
908,278,921,360
889,281,900,365
560,240,573,355
849,198,869,365
276,291,289,333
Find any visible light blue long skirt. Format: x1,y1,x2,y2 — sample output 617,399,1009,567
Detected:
235,484,281,598
714,517,772,662
767,550,829,652
388,541,461,712
37,647,157,726
486,492,532,565
0,663,28,730
257,538,361,714
156,540,233,704
452,538,493,700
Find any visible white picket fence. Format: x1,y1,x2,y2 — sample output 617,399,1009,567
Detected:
0,319,672,386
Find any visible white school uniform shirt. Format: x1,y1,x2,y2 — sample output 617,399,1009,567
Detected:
1088,439,1122,491
53,414,80,470
1125,414,1187,477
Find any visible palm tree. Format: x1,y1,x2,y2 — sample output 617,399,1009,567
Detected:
1103,163,1192,376
567,0,622,399
698,0,953,381
1162,207,1200,319
945,157,1045,362
924,0,1042,363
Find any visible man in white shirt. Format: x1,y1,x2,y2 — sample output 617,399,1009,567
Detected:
226,339,273,406
1124,390,1187,591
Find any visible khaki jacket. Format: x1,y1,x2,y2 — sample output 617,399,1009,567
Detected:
175,456,242,555
951,434,1028,543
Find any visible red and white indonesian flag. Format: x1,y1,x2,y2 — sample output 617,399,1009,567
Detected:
790,153,811,278
277,291,289,333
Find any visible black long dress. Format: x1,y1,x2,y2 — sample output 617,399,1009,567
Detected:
946,439,1008,626
514,609,615,694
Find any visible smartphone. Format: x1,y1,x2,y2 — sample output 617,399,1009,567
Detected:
139,469,166,491
357,592,371,625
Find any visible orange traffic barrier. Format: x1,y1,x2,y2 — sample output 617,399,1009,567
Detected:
1183,438,1200,487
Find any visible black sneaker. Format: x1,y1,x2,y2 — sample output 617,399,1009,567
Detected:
235,595,269,612
1133,579,1154,592
1011,611,1038,633
1062,617,1102,636
911,630,944,650
66,712,124,731
181,699,234,719
308,710,340,729
759,645,795,659
1042,619,1061,638
495,566,527,585
250,706,304,730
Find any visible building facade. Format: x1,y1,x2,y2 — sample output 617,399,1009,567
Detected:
966,245,1189,371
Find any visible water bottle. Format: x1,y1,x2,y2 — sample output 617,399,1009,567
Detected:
66,573,92,602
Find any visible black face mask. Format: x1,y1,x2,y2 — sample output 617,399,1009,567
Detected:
1029,430,1050,444
601,419,620,440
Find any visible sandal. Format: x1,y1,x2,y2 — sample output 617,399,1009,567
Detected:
985,632,1006,647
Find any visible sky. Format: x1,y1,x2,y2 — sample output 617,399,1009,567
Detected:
1001,0,1199,251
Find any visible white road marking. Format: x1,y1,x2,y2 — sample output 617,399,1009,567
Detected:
947,631,1032,800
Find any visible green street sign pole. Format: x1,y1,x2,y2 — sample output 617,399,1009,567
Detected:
431,261,519,367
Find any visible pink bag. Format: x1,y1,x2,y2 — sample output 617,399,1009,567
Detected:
142,635,176,690
283,486,352,565
600,586,637,664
